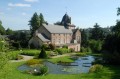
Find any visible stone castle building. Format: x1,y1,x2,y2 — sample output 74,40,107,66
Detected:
29,14,81,51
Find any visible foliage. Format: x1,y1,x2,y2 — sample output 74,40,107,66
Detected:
0,38,9,52
39,46,47,58
6,28,14,35
9,30,30,49
0,20,6,35
8,51,20,60
21,49,40,56
102,21,120,65
75,52,87,56
88,40,102,53
0,52,8,70
62,45,68,48
26,59,42,66
29,12,45,36
80,29,89,47
69,48,74,52
56,48,70,55
48,43,55,50
89,64,103,73
90,23,105,40
48,56,74,63
39,13,45,26
40,66,48,75
54,21,61,25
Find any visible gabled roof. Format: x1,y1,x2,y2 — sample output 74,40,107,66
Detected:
37,33,50,42
43,24,72,34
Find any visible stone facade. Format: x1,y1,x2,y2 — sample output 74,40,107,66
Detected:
29,14,81,51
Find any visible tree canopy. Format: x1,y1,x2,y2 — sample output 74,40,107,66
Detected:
29,12,45,37
90,23,105,40
0,20,6,35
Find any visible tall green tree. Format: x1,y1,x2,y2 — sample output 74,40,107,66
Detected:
102,8,120,65
6,28,13,35
80,29,88,47
39,13,45,26
0,20,6,35
90,23,105,40
29,12,40,36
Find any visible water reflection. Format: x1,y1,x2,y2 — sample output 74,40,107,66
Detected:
18,55,95,74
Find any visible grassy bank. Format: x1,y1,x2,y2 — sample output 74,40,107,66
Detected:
48,56,75,63
0,61,120,79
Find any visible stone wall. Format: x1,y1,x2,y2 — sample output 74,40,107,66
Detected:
51,33,72,45
68,44,80,52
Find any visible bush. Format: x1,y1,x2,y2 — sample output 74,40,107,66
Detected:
32,66,48,76
20,49,40,56
49,43,55,50
8,51,21,60
40,66,48,75
89,64,103,73
88,40,103,53
69,48,74,52
26,59,42,66
39,46,47,58
62,45,68,48
56,48,70,55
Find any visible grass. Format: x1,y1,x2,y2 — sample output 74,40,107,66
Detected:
0,61,120,79
48,56,75,63
21,49,40,56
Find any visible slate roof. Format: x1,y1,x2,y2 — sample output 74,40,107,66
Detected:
43,24,72,34
37,33,50,42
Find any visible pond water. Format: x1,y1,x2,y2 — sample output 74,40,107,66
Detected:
18,55,95,74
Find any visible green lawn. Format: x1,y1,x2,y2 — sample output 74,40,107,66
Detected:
0,61,120,79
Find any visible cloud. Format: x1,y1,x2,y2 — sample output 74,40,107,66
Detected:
24,0,39,2
8,3,31,7
22,12,27,16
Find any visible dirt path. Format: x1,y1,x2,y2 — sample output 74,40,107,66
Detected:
10,55,33,62
51,53,77,58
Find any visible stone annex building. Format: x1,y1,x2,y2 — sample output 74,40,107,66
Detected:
29,14,81,51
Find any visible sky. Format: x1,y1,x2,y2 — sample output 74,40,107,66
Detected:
0,0,120,30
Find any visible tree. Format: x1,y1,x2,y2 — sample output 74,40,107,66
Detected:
90,23,105,40
29,12,40,36
101,9,120,65
6,28,13,35
39,45,47,58
29,13,46,37
39,13,45,26
80,29,89,47
0,20,6,35
54,21,61,25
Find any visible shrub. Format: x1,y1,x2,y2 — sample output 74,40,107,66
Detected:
81,47,87,53
88,40,103,53
39,46,47,58
20,49,40,56
89,64,103,73
8,51,21,60
69,48,74,52
26,59,42,66
62,45,68,48
49,43,55,50
40,66,48,75
32,66,48,76
56,48,69,55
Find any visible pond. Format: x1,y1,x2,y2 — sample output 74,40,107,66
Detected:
18,55,95,74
